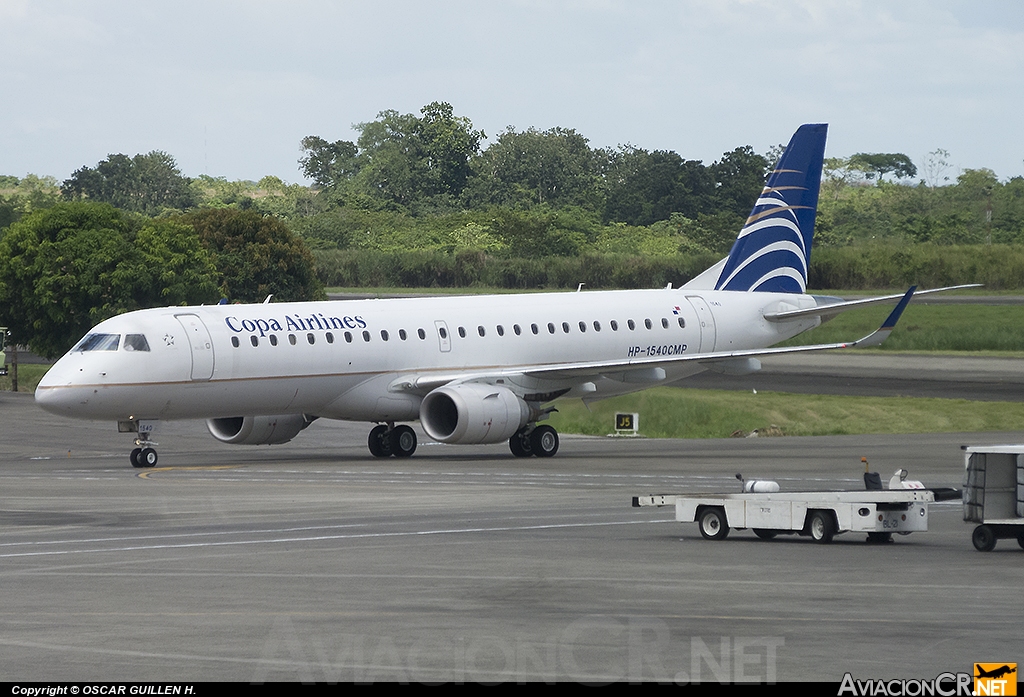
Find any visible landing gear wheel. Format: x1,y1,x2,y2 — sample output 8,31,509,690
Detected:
130,448,143,468
389,425,417,458
753,529,777,540
368,424,391,458
698,508,729,540
509,430,533,458
529,425,559,458
809,511,835,544
139,448,158,468
972,525,997,552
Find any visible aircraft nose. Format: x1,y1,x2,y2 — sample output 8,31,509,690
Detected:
34,364,79,415
35,381,65,413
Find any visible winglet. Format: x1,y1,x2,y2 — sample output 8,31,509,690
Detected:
847,286,916,348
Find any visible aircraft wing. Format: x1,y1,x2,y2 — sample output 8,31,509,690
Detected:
763,284,979,322
392,287,916,394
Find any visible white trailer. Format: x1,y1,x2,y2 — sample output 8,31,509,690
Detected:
634,472,937,544
962,445,1024,552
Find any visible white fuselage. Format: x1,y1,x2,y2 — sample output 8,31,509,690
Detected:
35,288,820,423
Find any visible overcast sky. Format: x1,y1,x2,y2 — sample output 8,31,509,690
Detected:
2,0,1022,185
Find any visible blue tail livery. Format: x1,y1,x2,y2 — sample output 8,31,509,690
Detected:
715,123,827,293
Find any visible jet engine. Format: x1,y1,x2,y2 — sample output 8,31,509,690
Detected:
420,383,531,445
206,414,314,445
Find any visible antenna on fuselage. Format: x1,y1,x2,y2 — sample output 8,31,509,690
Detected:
577,283,585,292
263,295,273,304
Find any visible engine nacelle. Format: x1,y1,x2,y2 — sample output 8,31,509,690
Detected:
420,383,531,445
206,414,313,445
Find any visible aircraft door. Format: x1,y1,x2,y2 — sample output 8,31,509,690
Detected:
685,296,717,353
175,314,215,380
434,320,452,353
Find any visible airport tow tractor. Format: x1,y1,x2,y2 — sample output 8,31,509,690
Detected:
961,445,1024,552
633,460,959,544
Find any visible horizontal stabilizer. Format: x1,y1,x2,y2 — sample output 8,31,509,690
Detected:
763,284,980,322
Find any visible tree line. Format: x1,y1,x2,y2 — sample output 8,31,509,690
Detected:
3,100,1024,359
297,101,770,225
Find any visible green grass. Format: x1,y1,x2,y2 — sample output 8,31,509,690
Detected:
548,387,1024,439
7,363,1022,438
0,364,48,393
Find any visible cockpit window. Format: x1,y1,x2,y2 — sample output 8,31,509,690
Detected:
123,334,150,352
74,333,120,352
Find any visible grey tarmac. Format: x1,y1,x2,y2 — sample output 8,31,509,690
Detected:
0,388,1020,684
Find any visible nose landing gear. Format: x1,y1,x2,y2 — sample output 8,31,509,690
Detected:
130,446,158,468
119,419,159,468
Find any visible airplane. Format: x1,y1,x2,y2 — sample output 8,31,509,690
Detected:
34,124,971,467
975,665,1016,680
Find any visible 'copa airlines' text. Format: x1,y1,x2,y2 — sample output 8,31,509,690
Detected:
225,313,367,336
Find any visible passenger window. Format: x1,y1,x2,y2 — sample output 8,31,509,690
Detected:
531,324,539,335
123,334,150,352
307,333,315,344
497,325,505,336
677,317,685,328
326,332,334,344
610,320,619,331
662,318,669,329
231,336,239,348
562,322,570,334
362,331,371,342
627,320,635,331
345,331,353,343
513,324,522,336
548,323,555,334
458,327,466,338
418,328,426,340
250,336,259,347
578,321,586,333
644,319,652,330
289,334,297,345
439,327,448,339
381,330,389,341
270,335,279,346
478,326,485,337
399,329,407,341
593,321,601,332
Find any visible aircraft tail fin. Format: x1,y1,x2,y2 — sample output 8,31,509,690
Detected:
712,123,827,294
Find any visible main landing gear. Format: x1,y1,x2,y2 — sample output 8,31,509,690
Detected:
368,423,417,458
508,425,559,458
119,419,159,468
